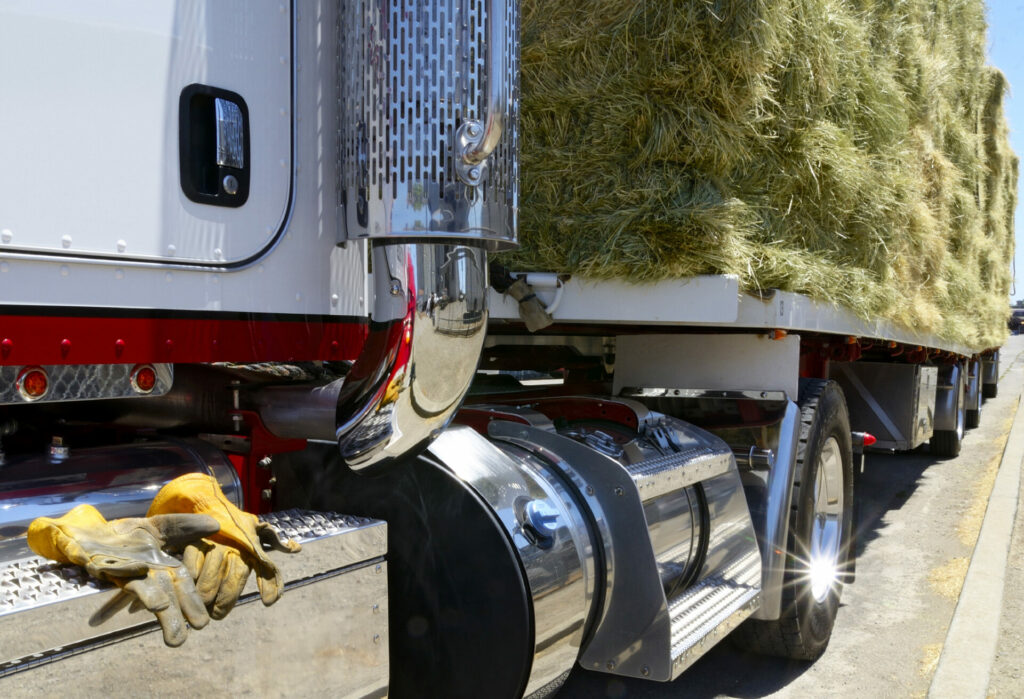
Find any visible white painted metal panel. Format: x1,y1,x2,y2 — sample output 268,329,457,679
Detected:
613,334,801,400
0,0,291,265
490,275,740,324
0,1,367,318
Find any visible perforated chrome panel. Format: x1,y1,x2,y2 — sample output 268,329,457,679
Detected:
339,0,518,247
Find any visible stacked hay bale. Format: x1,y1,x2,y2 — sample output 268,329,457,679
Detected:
506,0,1018,349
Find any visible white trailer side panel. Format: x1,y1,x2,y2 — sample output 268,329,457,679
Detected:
614,333,801,399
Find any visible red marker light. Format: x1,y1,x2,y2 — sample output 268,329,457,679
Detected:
852,431,878,449
130,365,158,394
17,366,49,401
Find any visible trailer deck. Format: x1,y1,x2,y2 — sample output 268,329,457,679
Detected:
489,274,979,356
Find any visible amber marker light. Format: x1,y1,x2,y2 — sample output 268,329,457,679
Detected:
130,364,158,394
16,366,49,401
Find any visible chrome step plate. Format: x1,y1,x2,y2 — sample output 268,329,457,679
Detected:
669,548,761,676
625,445,733,501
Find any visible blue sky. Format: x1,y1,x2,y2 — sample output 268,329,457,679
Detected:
987,1,1024,302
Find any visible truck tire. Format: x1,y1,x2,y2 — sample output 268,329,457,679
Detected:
966,407,981,430
930,429,961,457
931,365,965,458
733,379,854,660
982,350,999,399
965,359,982,429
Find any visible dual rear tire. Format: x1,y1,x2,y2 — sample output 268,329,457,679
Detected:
931,362,966,458
982,350,1000,399
966,359,982,430
734,379,854,660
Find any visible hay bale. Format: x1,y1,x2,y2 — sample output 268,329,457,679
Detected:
503,0,1017,349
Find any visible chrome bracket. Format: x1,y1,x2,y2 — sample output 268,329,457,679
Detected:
455,120,488,186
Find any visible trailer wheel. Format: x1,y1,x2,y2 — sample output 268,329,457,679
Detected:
965,359,982,429
931,365,965,458
982,351,999,399
966,410,980,429
733,379,854,660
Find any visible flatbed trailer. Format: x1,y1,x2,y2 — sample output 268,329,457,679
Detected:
488,272,997,452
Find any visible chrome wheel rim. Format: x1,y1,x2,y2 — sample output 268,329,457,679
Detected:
809,436,844,603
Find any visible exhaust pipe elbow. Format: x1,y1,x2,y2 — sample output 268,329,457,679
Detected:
334,241,488,471
324,0,517,468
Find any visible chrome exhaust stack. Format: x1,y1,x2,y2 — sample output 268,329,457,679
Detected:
252,241,488,473
339,0,518,246
334,242,488,470
328,0,518,470
261,0,518,465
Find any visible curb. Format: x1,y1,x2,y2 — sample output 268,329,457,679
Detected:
928,382,1024,697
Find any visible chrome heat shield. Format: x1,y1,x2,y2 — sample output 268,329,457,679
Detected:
339,0,518,248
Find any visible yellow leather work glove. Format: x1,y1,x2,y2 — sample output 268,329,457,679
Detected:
27,504,219,647
147,474,301,620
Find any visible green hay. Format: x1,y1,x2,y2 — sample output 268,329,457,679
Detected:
502,0,1018,349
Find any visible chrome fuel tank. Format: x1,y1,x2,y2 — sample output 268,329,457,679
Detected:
468,397,763,682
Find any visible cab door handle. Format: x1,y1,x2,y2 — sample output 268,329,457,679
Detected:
179,84,250,207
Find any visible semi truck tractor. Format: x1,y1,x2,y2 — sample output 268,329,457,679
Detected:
0,2,1009,697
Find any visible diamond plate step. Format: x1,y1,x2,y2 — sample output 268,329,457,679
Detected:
0,510,375,618
668,549,761,677
625,445,733,500
0,510,385,672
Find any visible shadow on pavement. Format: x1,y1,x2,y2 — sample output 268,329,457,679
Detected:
853,450,937,559
558,646,815,699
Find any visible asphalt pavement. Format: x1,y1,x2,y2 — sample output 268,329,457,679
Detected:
560,335,1024,698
